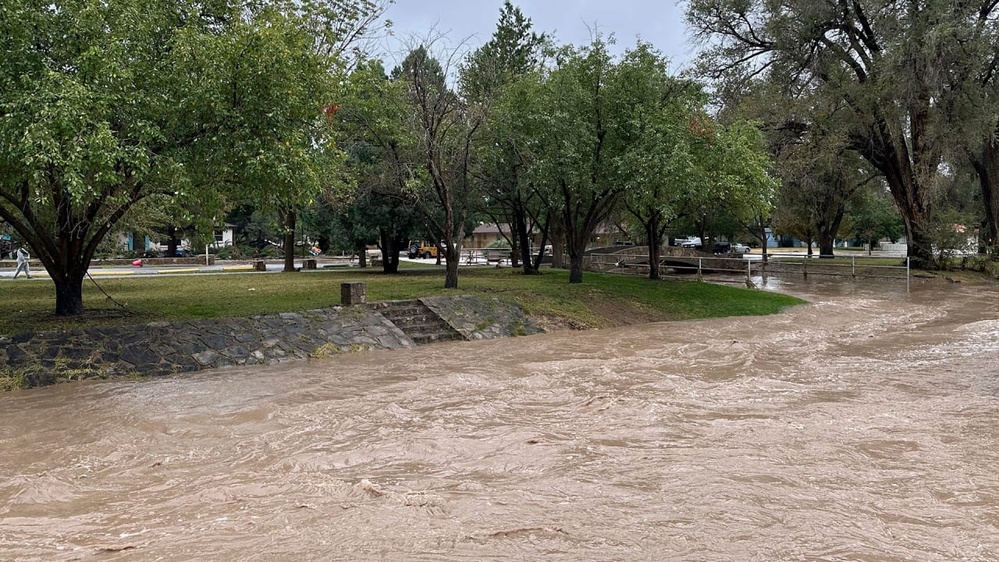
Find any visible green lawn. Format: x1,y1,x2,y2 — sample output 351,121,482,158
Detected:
0,266,806,336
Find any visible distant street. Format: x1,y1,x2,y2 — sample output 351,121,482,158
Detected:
0,254,490,280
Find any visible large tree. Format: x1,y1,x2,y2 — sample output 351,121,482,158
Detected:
692,119,778,256
729,77,873,258
224,0,389,273
0,0,375,315
394,44,482,289
768,98,875,258
461,1,550,274
518,39,627,283
337,59,425,271
686,0,972,266
941,4,999,254
614,44,704,280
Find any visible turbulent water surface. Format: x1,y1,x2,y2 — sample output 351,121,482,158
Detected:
2,278,998,561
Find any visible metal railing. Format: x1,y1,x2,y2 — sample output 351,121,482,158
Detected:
457,247,513,265
748,253,911,290
586,250,911,289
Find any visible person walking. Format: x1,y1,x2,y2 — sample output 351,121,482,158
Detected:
13,246,31,279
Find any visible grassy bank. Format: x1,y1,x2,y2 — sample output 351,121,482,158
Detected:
0,267,805,336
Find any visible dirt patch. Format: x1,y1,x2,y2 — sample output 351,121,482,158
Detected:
529,294,666,333
580,295,666,327
530,314,588,332
920,270,999,284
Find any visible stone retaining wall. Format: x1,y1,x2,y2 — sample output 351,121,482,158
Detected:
422,295,541,340
0,295,540,389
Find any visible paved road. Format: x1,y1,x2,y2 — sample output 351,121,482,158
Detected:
0,260,323,280
0,256,485,280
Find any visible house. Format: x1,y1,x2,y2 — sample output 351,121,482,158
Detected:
464,223,511,249
116,224,236,254
211,226,236,248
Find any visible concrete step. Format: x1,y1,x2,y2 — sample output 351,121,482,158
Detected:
368,300,463,346
410,332,463,345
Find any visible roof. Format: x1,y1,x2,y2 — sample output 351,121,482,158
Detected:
472,223,511,235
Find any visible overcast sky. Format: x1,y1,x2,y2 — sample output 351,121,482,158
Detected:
378,0,697,72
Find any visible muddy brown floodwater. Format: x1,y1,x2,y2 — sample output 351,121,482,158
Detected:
2,278,999,561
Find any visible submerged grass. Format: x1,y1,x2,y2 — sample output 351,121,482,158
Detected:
0,266,805,336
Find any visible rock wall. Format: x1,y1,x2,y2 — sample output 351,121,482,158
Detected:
422,295,542,340
0,295,540,389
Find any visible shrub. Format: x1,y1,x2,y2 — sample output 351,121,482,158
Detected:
215,245,241,260
257,244,283,258
485,239,511,249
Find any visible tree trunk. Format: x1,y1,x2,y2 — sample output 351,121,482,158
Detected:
379,230,403,274
357,242,368,268
166,225,179,257
281,208,297,272
817,235,834,257
906,220,935,269
444,243,460,289
54,274,85,316
755,217,769,265
817,211,844,258
532,228,550,271
702,215,716,255
568,252,584,283
566,232,585,283
509,232,520,268
645,214,661,281
879,162,934,267
549,228,565,269
515,204,537,274
973,133,999,256
887,168,935,267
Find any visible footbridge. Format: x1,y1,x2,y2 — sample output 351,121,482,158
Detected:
585,246,748,277
584,245,911,286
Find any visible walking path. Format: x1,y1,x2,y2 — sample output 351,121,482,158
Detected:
0,256,471,280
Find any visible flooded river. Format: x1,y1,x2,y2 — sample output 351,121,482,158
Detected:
2,279,998,561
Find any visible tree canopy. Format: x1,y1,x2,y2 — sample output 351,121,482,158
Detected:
687,0,999,265
0,0,385,314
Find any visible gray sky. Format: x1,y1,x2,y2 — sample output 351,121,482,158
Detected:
379,0,697,72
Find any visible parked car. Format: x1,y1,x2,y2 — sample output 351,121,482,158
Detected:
731,243,750,254
676,237,702,249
